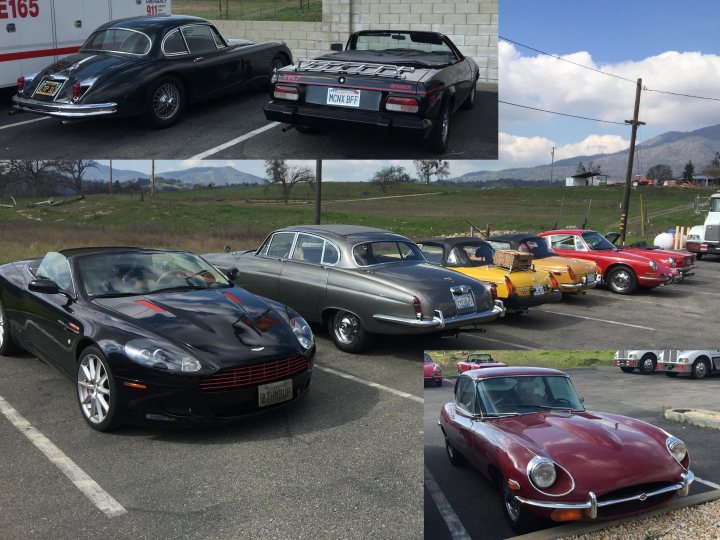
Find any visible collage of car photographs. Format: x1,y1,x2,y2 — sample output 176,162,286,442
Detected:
0,0,719,539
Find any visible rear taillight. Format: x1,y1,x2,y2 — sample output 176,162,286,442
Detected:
72,82,81,101
504,276,515,295
386,96,419,113
412,296,422,319
274,85,299,101
489,283,498,301
567,265,576,279
17,77,24,93
548,273,559,289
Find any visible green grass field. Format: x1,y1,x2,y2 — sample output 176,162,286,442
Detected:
0,183,714,264
426,350,615,372
173,0,322,22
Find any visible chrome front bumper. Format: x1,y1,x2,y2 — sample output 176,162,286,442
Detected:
373,300,506,328
12,95,117,118
515,470,693,519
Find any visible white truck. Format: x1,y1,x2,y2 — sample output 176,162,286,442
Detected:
686,191,720,259
0,0,171,88
658,350,720,379
614,349,662,374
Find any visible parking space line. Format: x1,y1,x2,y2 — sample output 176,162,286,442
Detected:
536,309,656,331
190,122,280,159
424,465,471,540
0,395,127,518
0,116,50,130
316,365,423,403
696,477,720,490
463,334,542,350
694,291,720,297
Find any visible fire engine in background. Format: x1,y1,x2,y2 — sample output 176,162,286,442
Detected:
0,0,171,88
687,192,720,259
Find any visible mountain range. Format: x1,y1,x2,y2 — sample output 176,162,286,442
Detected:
83,164,265,186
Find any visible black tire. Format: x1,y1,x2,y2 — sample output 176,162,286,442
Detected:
76,346,121,432
461,81,476,110
146,76,186,128
620,366,635,373
0,298,19,356
426,99,451,154
606,266,638,294
502,477,543,534
639,353,657,374
444,435,467,467
696,253,703,260
692,358,710,380
435,378,443,387
665,372,678,378
327,310,374,353
268,54,289,90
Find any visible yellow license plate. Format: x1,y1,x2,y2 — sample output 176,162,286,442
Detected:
35,81,62,97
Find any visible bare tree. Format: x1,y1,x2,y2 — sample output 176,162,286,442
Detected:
701,152,720,180
264,159,315,204
2,160,58,197
54,160,99,194
646,164,673,182
371,166,412,193
413,160,450,184
576,160,603,175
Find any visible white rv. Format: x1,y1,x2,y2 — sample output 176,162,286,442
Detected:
686,192,720,258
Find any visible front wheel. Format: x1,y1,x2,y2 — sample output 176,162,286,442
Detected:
77,346,121,432
0,298,19,356
444,435,467,467
461,81,476,110
502,477,543,534
328,310,373,353
692,359,710,380
606,266,638,294
426,99,451,154
620,366,635,373
146,76,186,128
639,353,657,374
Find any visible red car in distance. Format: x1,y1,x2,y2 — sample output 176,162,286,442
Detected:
457,352,507,374
539,230,678,294
424,353,443,386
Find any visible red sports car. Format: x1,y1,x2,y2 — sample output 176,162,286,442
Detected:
457,352,507,374
604,232,697,281
539,230,679,294
424,353,443,386
439,366,694,534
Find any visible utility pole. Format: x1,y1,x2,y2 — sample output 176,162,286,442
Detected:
151,160,155,197
109,159,113,195
619,78,646,244
549,146,556,187
315,159,322,224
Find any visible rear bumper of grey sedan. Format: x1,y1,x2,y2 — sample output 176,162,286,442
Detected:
12,95,117,118
373,300,505,330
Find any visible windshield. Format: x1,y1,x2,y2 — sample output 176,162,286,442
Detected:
517,237,556,259
447,243,495,267
467,353,494,363
710,197,720,212
77,251,231,297
353,241,426,266
82,29,152,56
350,32,457,64
477,375,585,415
582,231,616,251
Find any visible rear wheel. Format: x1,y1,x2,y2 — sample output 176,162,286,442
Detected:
444,435,467,467
692,358,710,380
461,81,476,110
146,76,185,128
426,99,451,154
77,346,121,432
328,310,374,353
639,353,657,374
607,266,637,294
0,299,19,356
620,367,635,373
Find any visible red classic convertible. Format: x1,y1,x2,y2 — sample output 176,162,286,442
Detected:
439,367,693,534
539,230,679,294
456,352,506,374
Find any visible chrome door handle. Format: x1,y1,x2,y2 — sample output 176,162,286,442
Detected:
194,57,205,63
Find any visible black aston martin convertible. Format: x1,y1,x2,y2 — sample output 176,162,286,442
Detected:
12,15,292,127
0,248,315,431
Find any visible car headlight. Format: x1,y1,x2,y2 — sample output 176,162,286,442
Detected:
688,234,700,241
667,436,687,464
649,260,657,271
290,314,314,350
527,456,557,489
125,338,202,372
434,365,442,373
668,257,676,267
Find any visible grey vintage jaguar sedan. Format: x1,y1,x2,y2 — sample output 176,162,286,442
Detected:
204,225,505,353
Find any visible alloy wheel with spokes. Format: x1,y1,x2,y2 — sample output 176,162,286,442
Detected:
607,266,637,294
146,76,185,128
77,347,120,431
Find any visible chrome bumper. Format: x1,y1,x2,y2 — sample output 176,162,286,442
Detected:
12,95,117,118
515,470,693,519
373,300,505,328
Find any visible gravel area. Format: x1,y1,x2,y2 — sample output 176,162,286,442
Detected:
566,499,720,540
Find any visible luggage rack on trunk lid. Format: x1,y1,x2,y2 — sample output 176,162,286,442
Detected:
294,60,415,79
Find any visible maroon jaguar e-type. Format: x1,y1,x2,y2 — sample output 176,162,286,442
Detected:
438,366,693,534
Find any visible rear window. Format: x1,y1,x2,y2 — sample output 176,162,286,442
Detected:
353,241,425,266
83,29,151,56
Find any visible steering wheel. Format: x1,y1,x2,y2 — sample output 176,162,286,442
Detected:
156,269,216,287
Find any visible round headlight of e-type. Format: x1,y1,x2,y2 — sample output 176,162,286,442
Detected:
528,456,557,489
667,436,687,464
125,338,202,373
290,315,314,351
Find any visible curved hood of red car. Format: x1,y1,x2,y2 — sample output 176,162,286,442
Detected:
496,411,682,496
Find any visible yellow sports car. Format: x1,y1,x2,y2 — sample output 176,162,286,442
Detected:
417,237,561,313
487,233,601,294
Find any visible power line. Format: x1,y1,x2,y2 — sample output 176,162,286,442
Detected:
499,101,628,125
644,88,720,102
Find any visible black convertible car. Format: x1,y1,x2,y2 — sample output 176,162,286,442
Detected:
264,30,479,153
12,15,292,127
0,248,315,431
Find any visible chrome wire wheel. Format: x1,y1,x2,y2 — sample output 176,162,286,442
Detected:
504,490,521,522
152,82,181,121
78,354,111,425
334,311,360,346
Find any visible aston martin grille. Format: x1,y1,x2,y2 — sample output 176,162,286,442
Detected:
199,356,309,391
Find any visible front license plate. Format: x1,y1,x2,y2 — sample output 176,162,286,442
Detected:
532,285,545,296
454,292,475,310
258,379,293,407
327,87,361,107
35,80,62,97
586,274,595,284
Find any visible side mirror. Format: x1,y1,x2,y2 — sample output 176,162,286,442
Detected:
330,43,343,52
28,278,60,295
225,267,240,281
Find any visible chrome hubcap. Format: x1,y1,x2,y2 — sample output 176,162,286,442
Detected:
78,354,111,424
505,491,520,521
153,83,180,120
643,358,654,370
697,363,707,377
613,270,631,290
335,312,360,345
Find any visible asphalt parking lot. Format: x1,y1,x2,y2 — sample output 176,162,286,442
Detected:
436,255,720,351
0,87,497,160
0,331,423,539
423,368,720,540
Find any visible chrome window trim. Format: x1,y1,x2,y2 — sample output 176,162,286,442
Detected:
82,27,152,57
161,27,190,57
180,24,226,54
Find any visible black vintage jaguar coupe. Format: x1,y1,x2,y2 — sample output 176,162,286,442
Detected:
12,15,292,127
0,248,315,431
264,30,479,153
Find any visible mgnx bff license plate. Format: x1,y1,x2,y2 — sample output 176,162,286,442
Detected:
258,379,293,407
34,80,63,97
327,87,361,107
453,292,475,310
